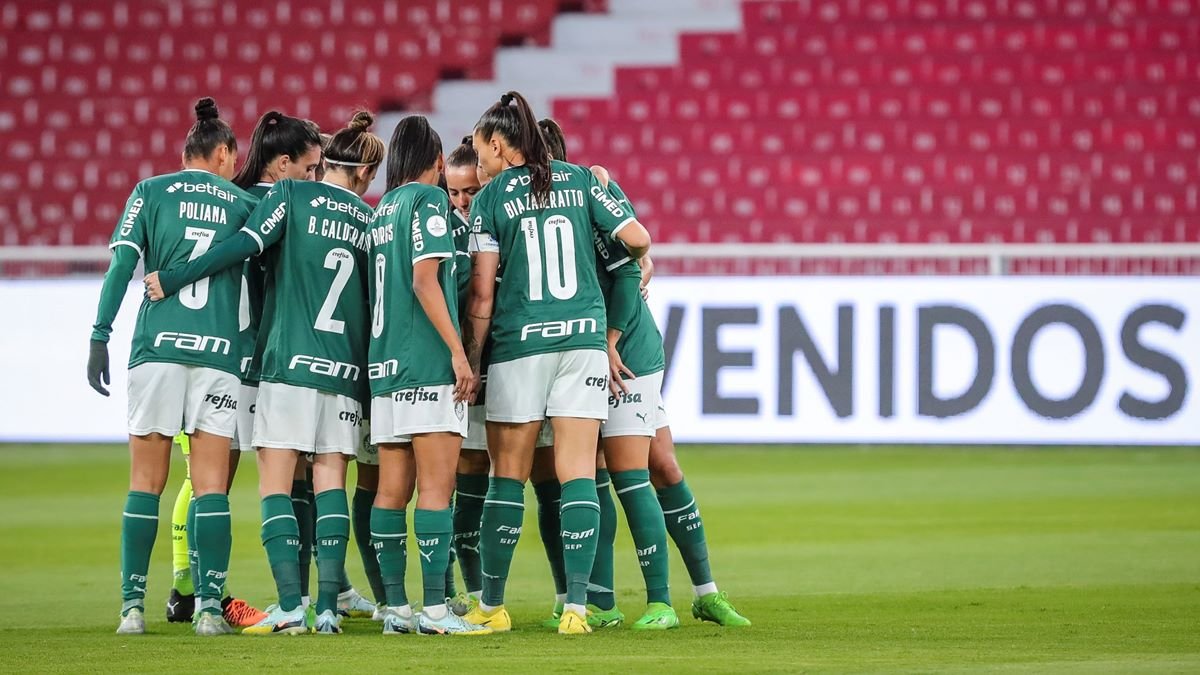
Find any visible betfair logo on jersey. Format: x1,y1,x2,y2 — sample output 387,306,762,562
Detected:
154,331,231,355
167,182,238,202
311,196,328,207
609,391,643,408
505,175,528,192
119,198,144,236
393,387,439,404
166,182,184,193
289,354,361,380
519,317,599,341
203,393,237,411
590,185,627,219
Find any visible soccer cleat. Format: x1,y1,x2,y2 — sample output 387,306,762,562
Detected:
540,601,565,629
462,605,512,633
241,604,308,636
447,592,472,617
166,588,195,623
336,588,377,618
417,611,493,636
631,602,680,631
586,604,625,628
194,611,235,636
313,609,342,635
116,607,145,635
557,608,592,635
691,591,751,627
371,603,386,622
222,596,268,628
382,609,417,635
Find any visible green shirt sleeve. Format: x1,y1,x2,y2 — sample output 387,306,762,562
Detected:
605,256,642,334
585,170,637,239
158,231,260,297
90,244,140,343
412,187,454,264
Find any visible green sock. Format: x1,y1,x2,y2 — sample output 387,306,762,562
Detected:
587,470,617,610
415,508,453,608
533,480,567,596
193,493,232,613
658,479,714,588
370,506,408,607
353,487,385,604
315,489,350,616
445,543,459,598
170,477,193,594
260,493,302,612
186,497,200,599
613,469,671,605
120,491,159,611
291,480,313,601
559,478,600,607
453,473,487,594
480,477,525,607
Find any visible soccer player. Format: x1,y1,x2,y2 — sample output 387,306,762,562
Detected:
534,118,678,630
365,115,489,636
145,111,383,635
460,91,652,635
88,98,254,636
444,137,489,609
164,110,322,628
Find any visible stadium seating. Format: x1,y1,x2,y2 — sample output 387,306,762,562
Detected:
0,0,601,245
553,0,1200,245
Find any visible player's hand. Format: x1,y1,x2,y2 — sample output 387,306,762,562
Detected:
144,272,165,301
452,352,476,403
640,284,650,301
607,345,634,397
87,339,111,396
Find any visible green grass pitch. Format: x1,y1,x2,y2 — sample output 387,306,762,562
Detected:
0,444,1197,673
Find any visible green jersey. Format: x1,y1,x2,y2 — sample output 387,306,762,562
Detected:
470,160,635,364
94,169,256,377
238,182,272,384
243,179,373,400
596,180,664,377
367,183,458,396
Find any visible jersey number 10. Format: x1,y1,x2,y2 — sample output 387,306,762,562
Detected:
521,215,578,301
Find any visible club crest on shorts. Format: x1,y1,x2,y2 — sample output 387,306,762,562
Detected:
455,401,466,421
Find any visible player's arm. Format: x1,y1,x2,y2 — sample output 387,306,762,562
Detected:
604,256,641,395
88,185,149,396
413,191,475,402
146,183,289,299
463,251,497,388
586,169,651,259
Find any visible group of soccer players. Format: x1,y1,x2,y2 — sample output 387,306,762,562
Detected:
88,91,750,636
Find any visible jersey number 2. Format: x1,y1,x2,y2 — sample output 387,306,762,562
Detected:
521,215,578,301
315,248,355,334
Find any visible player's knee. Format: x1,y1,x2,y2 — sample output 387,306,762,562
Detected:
649,452,684,489
458,451,490,475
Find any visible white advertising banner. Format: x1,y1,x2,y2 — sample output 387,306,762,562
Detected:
0,277,1197,444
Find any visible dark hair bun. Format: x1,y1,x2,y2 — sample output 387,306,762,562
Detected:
195,97,219,121
500,92,515,106
461,135,472,146
348,110,374,132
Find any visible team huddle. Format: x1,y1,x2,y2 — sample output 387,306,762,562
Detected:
87,92,750,636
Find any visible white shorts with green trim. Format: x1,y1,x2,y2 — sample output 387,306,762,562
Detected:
127,362,239,439
253,381,364,455
486,349,609,423
231,383,258,452
370,384,468,445
601,370,666,438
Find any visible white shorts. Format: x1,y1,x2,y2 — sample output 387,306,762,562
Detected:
370,384,468,445
252,381,364,455
486,350,609,423
231,384,258,452
601,371,666,438
463,405,488,451
127,362,239,438
535,420,554,448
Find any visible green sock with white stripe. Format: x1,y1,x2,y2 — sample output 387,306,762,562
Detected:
587,470,618,610
453,473,488,594
559,478,600,608
186,496,200,599
657,479,715,590
415,508,453,611
120,491,159,612
260,493,302,612
533,480,567,597
480,477,526,608
612,469,671,605
193,493,232,614
315,489,350,616
353,487,386,604
290,480,314,601
370,506,408,608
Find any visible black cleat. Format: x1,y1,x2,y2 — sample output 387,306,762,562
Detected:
166,588,195,623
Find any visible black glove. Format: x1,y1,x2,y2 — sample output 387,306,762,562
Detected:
87,339,111,396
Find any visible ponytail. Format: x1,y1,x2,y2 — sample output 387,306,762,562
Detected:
232,110,323,189
475,91,551,203
385,114,442,191
538,118,567,162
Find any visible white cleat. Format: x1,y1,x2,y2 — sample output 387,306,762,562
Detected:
313,609,342,635
336,589,377,618
116,607,145,635
382,608,417,635
194,612,235,636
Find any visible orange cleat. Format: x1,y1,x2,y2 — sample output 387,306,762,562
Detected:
222,596,269,628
